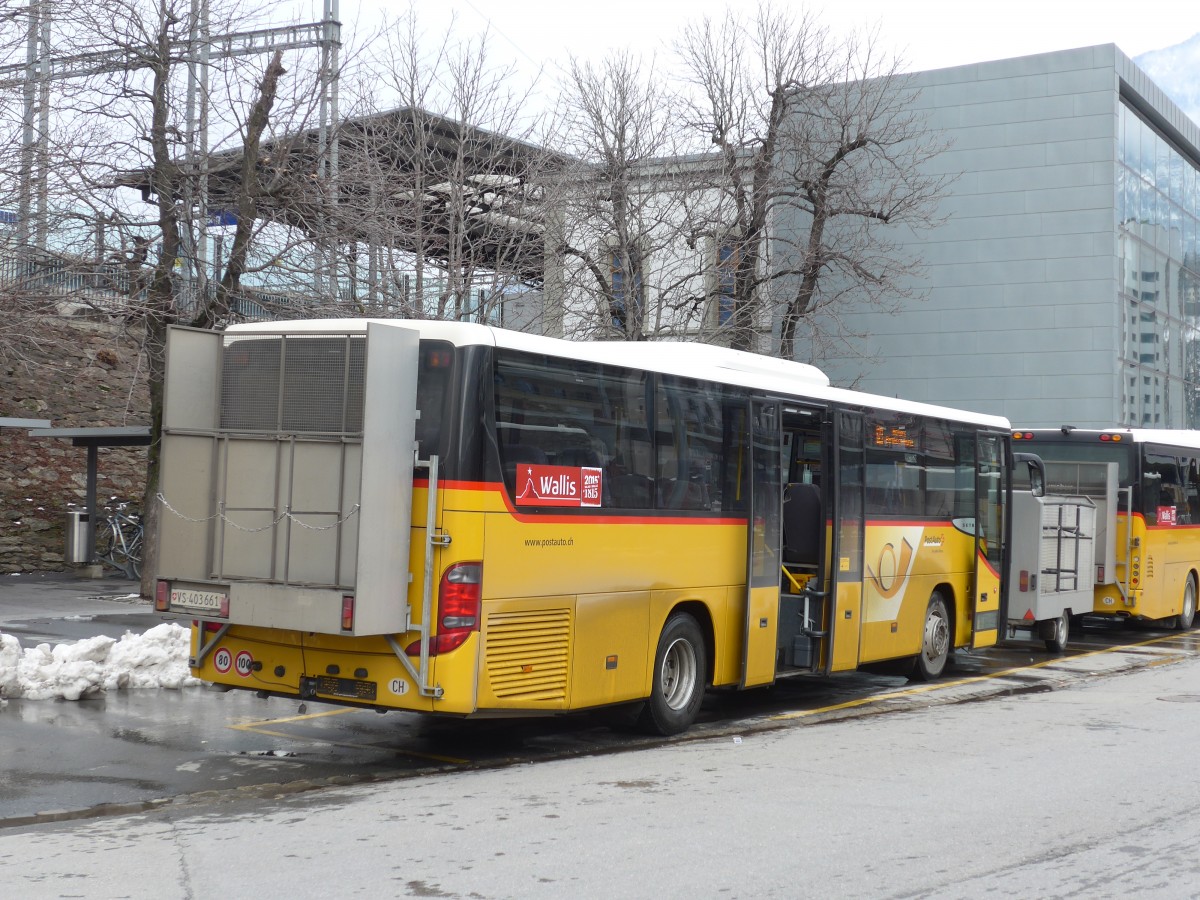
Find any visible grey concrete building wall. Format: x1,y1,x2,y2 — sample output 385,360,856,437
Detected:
799,45,1198,429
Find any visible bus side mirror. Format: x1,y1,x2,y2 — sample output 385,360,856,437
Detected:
1027,462,1045,498
1013,452,1045,498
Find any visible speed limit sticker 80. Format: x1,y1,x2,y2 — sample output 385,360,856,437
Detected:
212,647,254,677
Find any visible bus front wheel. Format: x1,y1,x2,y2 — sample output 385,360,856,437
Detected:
637,613,707,736
911,592,951,681
1177,575,1197,631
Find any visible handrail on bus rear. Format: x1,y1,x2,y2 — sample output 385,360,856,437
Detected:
1115,485,1133,605
387,451,444,699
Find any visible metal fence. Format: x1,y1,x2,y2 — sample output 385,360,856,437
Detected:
0,248,322,322
0,241,538,328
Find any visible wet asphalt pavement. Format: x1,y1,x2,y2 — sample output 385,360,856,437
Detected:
3,571,1198,828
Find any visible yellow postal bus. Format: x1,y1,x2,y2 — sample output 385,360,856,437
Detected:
155,319,1015,734
1012,427,1200,630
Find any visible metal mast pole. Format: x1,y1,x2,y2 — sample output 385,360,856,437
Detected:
17,0,39,252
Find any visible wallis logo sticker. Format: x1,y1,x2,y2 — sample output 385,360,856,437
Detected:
516,464,603,508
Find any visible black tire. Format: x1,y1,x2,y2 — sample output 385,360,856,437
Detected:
911,592,951,681
96,525,117,567
125,530,143,579
1176,575,1197,631
1043,610,1070,653
637,613,707,736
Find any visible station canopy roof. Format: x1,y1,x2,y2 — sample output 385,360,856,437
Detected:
119,107,571,286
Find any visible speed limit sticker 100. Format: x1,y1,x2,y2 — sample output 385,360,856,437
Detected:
211,648,253,677
234,650,254,677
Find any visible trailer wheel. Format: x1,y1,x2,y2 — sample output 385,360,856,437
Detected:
637,613,706,736
1043,610,1070,652
1176,575,1197,631
911,592,951,681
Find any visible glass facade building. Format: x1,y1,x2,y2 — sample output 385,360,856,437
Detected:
1117,102,1200,427
796,46,1200,430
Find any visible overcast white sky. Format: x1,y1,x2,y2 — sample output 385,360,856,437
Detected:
319,0,1197,76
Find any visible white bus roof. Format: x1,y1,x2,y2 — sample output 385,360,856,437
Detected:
225,318,1011,430
1023,427,1200,452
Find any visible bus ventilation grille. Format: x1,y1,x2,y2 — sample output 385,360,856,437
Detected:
485,609,571,701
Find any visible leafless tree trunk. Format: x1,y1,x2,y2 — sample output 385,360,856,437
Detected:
332,8,552,328
677,4,950,359
0,0,328,592
548,52,707,342
189,50,286,330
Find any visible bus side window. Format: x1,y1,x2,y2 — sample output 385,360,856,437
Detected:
610,473,655,508
1143,453,1183,524
1185,457,1200,525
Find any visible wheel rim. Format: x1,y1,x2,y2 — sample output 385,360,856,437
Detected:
923,605,949,665
1056,614,1068,647
660,637,699,711
1186,581,1196,621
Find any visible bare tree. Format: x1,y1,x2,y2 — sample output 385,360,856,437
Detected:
332,8,553,327
548,51,712,341
676,4,950,359
0,0,331,591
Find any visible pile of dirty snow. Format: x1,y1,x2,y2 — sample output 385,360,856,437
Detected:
0,623,199,706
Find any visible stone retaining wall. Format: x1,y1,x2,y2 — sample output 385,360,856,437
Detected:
0,317,150,572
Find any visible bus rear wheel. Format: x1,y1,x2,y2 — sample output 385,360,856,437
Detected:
1177,575,1197,631
911,592,951,681
637,612,707,736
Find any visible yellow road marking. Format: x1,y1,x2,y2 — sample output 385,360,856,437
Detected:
234,708,359,727
771,632,1192,722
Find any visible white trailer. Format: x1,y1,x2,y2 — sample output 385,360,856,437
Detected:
1005,490,1097,651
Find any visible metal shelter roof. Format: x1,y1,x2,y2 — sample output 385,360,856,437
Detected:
119,106,567,286
27,426,151,447
26,427,151,571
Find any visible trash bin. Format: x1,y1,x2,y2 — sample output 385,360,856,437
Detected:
65,509,91,564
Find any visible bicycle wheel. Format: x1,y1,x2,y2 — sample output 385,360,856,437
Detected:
96,521,118,567
124,528,143,579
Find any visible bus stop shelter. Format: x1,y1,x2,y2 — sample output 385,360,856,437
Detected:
26,426,152,568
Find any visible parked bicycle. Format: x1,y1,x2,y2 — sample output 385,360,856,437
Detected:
96,501,143,580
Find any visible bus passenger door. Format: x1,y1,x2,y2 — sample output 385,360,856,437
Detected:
971,432,1006,649
741,400,782,688
824,410,865,673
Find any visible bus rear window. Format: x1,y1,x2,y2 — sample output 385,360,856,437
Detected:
1024,441,1134,486
415,342,454,457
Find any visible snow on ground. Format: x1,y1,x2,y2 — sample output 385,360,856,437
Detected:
0,623,199,706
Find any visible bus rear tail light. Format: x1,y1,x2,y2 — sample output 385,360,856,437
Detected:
406,562,482,656
155,580,170,612
341,595,355,631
